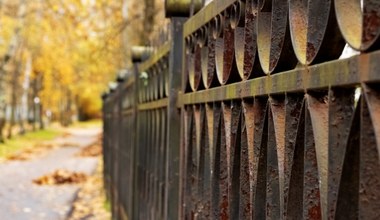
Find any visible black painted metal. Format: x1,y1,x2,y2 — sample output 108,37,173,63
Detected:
103,1,380,219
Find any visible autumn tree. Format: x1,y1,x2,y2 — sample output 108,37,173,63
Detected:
0,0,167,138
0,0,128,136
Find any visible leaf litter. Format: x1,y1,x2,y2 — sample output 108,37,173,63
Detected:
76,139,102,157
33,169,88,185
67,159,111,220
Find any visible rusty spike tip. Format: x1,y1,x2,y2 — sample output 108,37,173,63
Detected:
131,46,153,63
116,69,129,83
116,76,124,83
165,0,203,18
101,92,109,100
108,82,118,93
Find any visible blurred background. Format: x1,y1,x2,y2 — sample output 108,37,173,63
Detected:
0,1,172,219
0,0,167,141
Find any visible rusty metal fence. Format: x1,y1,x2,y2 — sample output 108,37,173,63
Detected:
102,0,380,219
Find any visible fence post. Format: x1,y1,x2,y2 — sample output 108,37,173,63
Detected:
165,1,203,218
166,17,186,220
132,61,139,220
130,47,150,220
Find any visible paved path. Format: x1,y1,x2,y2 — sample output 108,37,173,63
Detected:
0,127,101,220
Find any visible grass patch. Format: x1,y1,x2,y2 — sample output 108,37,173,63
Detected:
71,119,102,128
103,199,111,212
0,128,63,158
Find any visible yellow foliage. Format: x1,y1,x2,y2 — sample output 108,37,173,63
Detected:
0,0,166,120
0,0,125,118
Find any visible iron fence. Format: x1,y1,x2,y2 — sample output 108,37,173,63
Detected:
103,0,380,219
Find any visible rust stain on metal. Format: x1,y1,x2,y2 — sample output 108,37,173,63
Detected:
104,1,380,219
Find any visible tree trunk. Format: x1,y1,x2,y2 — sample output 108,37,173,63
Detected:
1,0,27,138
39,103,44,130
18,108,25,135
31,78,37,131
7,61,22,139
0,112,6,143
141,0,155,44
7,90,16,139
19,53,31,135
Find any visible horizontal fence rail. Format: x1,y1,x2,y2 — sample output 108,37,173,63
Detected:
103,0,380,219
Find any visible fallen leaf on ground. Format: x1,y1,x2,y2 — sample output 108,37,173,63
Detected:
7,153,31,161
33,169,88,185
60,142,81,148
76,142,102,157
7,148,44,161
34,142,56,149
6,142,58,161
62,132,72,137
68,159,110,220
